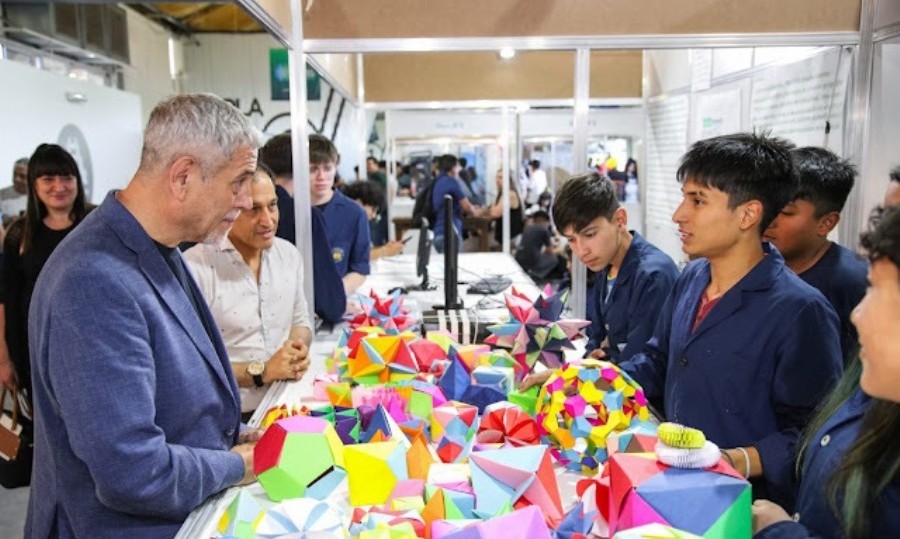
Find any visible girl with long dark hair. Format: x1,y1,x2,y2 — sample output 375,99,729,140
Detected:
753,206,900,539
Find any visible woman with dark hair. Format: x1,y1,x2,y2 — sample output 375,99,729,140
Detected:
488,168,524,248
0,144,91,396
753,205,900,539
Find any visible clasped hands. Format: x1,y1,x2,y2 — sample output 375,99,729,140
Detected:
267,339,310,383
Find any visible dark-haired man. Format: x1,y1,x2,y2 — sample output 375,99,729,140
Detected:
258,133,296,243
552,172,678,363
431,154,481,253
619,133,843,511
0,157,28,225
764,147,867,365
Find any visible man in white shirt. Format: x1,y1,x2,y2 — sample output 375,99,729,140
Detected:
185,165,313,419
0,157,28,225
526,159,548,206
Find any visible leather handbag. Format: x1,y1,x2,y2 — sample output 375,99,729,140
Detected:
0,387,33,488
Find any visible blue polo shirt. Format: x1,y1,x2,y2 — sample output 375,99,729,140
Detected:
431,175,466,238
317,189,370,277
797,242,867,366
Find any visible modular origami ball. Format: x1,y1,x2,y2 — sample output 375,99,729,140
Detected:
535,359,649,474
476,401,540,447
255,498,348,538
216,489,272,539
430,401,479,463
253,415,345,501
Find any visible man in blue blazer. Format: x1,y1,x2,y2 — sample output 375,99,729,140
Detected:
619,133,843,512
26,94,263,538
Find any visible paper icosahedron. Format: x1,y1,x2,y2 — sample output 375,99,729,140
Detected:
430,401,479,463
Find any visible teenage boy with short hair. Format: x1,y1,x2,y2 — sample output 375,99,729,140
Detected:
763,147,867,365
552,172,678,363
619,133,843,510
309,134,370,295
431,154,480,253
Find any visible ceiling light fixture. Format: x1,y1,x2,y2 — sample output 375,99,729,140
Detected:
499,47,516,60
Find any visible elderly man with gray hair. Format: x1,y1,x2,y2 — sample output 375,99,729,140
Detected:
25,94,263,538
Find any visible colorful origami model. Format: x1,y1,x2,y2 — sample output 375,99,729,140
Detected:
345,334,421,385
409,338,449,375
407,435,439,481
253,415,345,501
348,289,417,333
254,499,348,538
471,365,515,394
535,359,649,474
430,506,552,539
407,381,448,421
351,508,425,539
468,444,564,527
309,405,361,445
430,401,479,463
258,403,303,429
344,440,409,506
606,420,659,457
476,401,540,447
484,287,589,377
611,523,703,538
438,351,472,402
506,385,540,416
216,489,272,539
605,452,751,538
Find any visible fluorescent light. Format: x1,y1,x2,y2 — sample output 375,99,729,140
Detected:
499,47,516,60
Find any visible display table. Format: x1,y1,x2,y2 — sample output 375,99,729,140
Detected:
175,253,584,539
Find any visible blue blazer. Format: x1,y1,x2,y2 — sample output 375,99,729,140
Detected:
619,244,843,510
26,192,245,538
586,231,679,363
755,388,900,538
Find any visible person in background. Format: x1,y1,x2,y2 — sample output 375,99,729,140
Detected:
312,135,370,295
366,156,387,192
258,133,296,243
458,157,482,205
885,165,900,207
26,94,262,537
431,154,481,253
341,180,405,260
514,210,566,283
552,171,678,363
396,162,412,196
618,133,843,511
0,144,90,397
525,159,548,207
487,168,524,249
0,157,28,227
764,147,867,366
365,157,388,246
185,165,313,421
753,206,900,539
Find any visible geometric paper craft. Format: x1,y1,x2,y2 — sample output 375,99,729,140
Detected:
555,500,596,539
348,289,417,334
344,441,409,506
309,405,361,445
506,386,540,416
484,287,589,376
254,498,348,538
216,489,272,539
459,384,507,414
656,422,706,449
431,506,552,539
253,415,345,501
536,359,649,474
611,523,703,538
476,402,540,447
468,445,564,527
471,365,515,394
606,420,658,458
438,353,472,402
606,453,751,539
345,334,421,386
430,401,479,463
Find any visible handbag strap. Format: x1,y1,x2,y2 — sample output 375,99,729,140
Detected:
1,387,20,431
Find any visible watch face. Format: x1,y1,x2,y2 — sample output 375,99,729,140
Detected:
247,361,265,376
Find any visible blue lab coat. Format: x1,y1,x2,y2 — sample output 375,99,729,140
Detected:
586,231,679,363
755,388,900,538
619,243,843,510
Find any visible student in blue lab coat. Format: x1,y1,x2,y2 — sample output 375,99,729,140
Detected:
308,134,370,296
618,133,843,511
753,206,900,539
764,147,867,366
551,171,678,363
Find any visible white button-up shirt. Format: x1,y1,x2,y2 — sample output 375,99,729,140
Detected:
185,237,312,412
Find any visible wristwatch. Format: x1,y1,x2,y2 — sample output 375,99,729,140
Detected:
247,360,266,388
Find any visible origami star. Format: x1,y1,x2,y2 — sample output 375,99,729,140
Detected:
484,287,589,377
348,289,417,334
